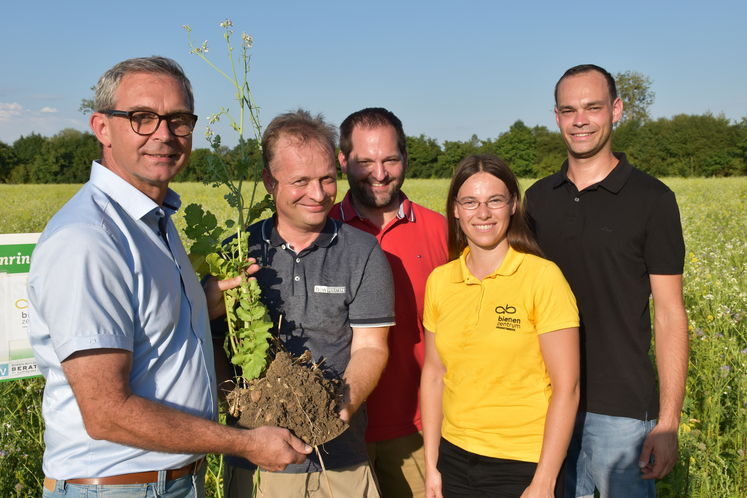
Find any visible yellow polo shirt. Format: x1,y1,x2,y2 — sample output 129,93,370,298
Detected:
423,246,578,462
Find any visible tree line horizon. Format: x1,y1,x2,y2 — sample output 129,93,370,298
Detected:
1,71,745,183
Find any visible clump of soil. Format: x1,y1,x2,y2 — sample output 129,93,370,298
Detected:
226,351,348,446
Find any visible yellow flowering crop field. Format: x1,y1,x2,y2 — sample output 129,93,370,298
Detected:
0,177,745,497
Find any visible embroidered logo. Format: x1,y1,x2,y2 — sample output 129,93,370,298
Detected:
314,285,346,294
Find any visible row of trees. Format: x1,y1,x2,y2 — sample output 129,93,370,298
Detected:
1,113,745,184
406,114,747,179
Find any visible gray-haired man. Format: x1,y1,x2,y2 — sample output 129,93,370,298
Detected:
29,56,310,497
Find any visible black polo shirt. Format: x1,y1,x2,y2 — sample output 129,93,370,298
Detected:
525,153,684,420
218,216,395,473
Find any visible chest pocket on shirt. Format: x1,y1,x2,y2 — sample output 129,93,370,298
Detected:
136,254,182,344
308,285,349,332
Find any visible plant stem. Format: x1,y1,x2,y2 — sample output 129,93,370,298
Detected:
315,445,335,498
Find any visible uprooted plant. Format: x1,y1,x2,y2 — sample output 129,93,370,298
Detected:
181,23,346,495
183,20,275,385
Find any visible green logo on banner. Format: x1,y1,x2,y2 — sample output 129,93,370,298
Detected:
0,244,35,274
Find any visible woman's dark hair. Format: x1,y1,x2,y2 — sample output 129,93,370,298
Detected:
446,154,543,261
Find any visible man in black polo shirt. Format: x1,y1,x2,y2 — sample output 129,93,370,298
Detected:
219,109,394,497
525,65,688,497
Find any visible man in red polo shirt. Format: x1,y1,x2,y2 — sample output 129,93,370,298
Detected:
330,108,448,497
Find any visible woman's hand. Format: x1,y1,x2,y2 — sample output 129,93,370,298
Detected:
425,468,444,498
519,481,555,498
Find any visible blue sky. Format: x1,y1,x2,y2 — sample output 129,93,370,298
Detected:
1,0,745,149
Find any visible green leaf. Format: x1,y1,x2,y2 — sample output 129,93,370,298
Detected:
192,238,218,256
247,194,275,224
202,211,218,231
206,253,231,278
248,306,267,321
235,307,252,323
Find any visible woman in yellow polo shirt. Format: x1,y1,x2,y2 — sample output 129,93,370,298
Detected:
421,154,580,498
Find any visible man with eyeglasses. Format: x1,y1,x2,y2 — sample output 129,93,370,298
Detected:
28,56,310,498
525,64,688,497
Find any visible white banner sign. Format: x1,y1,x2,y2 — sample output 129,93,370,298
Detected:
0,233,41,382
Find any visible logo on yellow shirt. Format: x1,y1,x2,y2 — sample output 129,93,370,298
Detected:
495,304,521,331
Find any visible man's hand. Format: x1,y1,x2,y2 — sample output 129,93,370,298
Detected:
204,258,261,320
242,426,311,471
639,423,679,479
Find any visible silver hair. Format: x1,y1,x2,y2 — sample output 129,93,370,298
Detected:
93,56,194,112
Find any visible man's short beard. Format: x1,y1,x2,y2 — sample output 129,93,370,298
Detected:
348,179,403,210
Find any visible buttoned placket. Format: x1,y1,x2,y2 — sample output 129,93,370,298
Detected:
376,214,407,245
282,243,307,297
154,208,203,347
461,272,489,348
565,183,585,240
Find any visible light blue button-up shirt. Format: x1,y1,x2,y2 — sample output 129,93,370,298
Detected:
28,162,216,479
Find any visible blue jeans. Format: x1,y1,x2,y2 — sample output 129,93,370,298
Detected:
42,466,206,498
564,411,656,498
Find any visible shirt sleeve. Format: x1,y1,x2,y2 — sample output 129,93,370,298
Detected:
348,242,395,328
644,189,685,275
30,223,135,362
422,270,439,333
531,260,579,335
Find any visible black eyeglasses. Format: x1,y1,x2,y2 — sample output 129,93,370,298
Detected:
102,110,198,137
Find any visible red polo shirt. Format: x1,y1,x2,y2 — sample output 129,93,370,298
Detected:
330,192,448,441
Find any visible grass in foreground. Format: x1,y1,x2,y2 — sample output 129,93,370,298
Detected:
0,177,745,497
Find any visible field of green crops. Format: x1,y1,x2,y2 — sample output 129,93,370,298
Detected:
1,177,745,497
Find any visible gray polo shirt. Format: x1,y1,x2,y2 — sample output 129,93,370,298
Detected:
219,216,395,472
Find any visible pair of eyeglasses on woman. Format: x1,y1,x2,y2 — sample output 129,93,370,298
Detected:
455,196,512,210
101,110,198,137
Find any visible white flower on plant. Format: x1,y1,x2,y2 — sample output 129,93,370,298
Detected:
241,33,254,48
219,19,234,28
189,40,209,55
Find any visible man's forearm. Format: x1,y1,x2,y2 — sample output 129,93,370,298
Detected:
651,274,689,428
92,392,251,455
342,346,388,416
62,349,309,470
84,391,310,471
654,313,689,427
